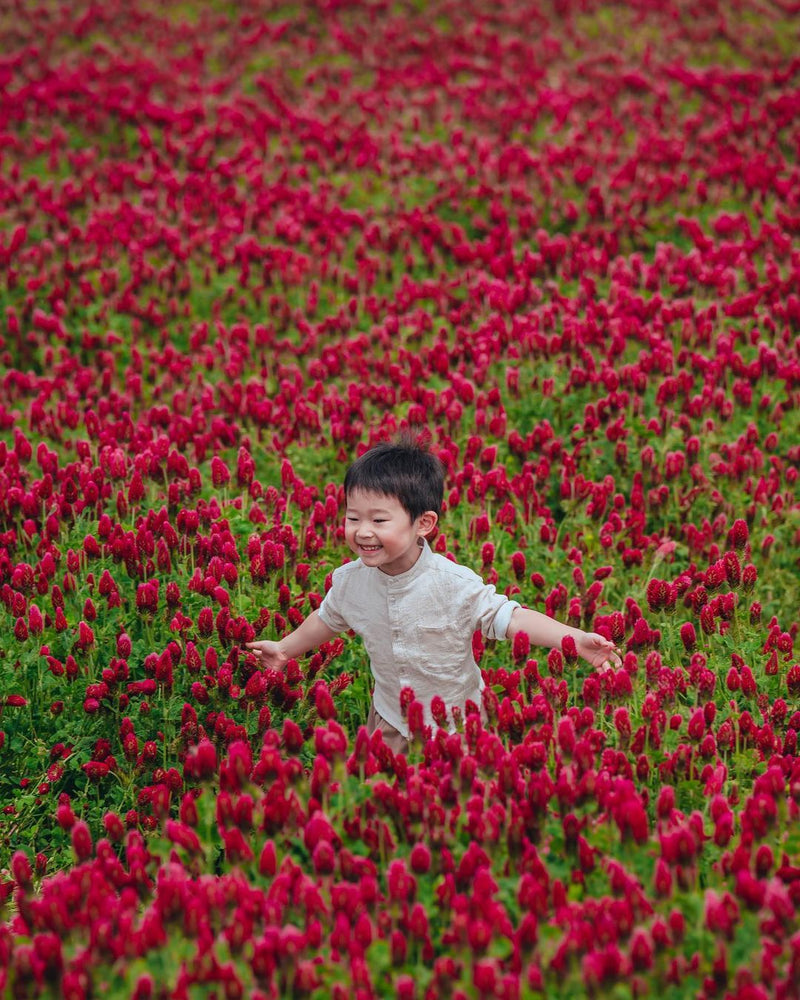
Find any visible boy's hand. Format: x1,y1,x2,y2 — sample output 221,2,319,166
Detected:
244,640,288,670
243,610,338,670
575,632,622,670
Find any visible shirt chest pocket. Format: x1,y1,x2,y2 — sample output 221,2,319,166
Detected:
413,621,469,671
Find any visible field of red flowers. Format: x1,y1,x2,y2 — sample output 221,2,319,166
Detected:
1,0,800,996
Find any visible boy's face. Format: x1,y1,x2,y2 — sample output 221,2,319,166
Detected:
344,489,437,576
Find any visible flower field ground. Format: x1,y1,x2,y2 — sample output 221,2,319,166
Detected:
1,0,799,996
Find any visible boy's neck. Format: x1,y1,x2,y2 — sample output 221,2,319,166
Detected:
377,537,425,575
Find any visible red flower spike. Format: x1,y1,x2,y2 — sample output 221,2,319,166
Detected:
742,565,758,592
11,850,32,890
314,683,337,721
547,648,563,677
312,840,336,875
680,622,697,651
512,631,530,664
399,687,416,716
511,551,526,580
407,701,426,740
410,843,431,874
259,840,277,877
614,708,631,747
211,456,231,487
430,696,447,728
28,605,44,635
70,820,92,862
561,635,578,664
184,739,217,781
728,519,749,551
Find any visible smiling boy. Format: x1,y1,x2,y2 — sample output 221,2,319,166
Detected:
246,437,621,753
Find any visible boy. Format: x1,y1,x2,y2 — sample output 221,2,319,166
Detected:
246,438,621,753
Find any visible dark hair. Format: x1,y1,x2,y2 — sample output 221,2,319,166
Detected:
344,435,444,520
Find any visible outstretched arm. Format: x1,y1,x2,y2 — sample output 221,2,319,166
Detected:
507,606,622,669
245,610,339,669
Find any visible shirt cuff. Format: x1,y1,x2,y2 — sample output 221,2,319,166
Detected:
493,600,521,640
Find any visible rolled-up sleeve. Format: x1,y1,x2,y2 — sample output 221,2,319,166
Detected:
472,581,520,640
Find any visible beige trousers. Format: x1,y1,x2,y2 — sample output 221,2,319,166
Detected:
366,702,410,756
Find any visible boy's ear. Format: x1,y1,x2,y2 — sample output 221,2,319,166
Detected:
417,510,439,538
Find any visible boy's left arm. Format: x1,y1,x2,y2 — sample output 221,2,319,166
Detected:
506,606,622,669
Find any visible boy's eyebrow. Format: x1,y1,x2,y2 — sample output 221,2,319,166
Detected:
345,506,393,514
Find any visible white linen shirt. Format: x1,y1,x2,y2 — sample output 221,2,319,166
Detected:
317,540,520,737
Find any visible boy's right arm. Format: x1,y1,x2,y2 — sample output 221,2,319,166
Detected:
245,609,339,669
